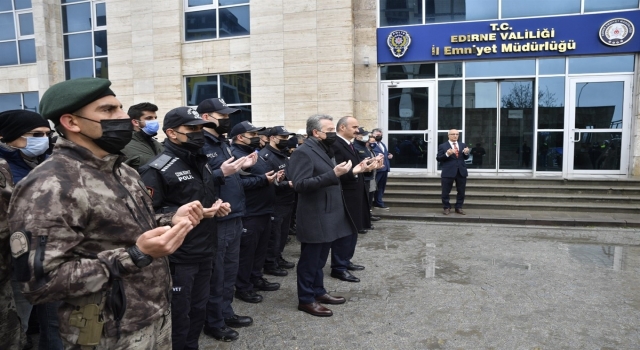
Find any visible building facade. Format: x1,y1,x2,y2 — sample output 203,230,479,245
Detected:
1,0,639,178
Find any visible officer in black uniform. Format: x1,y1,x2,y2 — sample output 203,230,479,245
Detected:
197,98,257,342
229,121,279,303
260,126,297,276
353,127,381,226
257,127,271,150
140,107,231,350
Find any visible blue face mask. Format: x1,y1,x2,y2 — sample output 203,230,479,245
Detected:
20,136,50,158
141,120,159,135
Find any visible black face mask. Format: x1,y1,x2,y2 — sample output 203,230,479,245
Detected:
176,131,205,152
374,136,382,142
276,139,289,150
214,118,231,135
75,115,133,154
242,135,261,149
321,132,337,146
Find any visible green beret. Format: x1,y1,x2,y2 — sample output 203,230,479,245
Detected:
39,77,115,125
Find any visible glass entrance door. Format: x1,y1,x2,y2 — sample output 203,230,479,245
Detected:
567,76,632,176
381,81,436,171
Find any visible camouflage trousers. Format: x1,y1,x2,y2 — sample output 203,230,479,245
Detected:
0,280,24,350
63,312,171,350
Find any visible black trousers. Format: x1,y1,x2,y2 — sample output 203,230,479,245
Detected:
236,214,272,292
441,170,467,209
297,241,331,304
265,203,294,269
330,233,357,272
170,260,212,350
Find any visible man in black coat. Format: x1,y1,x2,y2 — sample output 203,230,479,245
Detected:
329,116,375,283
288,114,361,317
435,129,470,215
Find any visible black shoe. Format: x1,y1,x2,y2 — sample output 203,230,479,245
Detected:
251,277,280,291
23,336,33,350
374,205,390,210
277,256,295,269
235,290,263,303
203,326,239,341
330,270,360,282
370,216,381,221
224,314,253,328
358,229,368,234
347,262,365,271
264,267,288,277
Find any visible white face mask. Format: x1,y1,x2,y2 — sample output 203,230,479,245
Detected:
359,135,369,142
20,136,50,157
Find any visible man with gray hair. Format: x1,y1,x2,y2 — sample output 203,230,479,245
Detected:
288,114,363,317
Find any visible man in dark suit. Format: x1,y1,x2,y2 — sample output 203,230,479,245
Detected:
436,129,470,215
329,117,376,283
370,128,392,210
288,114,360,317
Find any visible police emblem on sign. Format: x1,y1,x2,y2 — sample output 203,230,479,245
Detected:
599,18,635,46
387,30,412,58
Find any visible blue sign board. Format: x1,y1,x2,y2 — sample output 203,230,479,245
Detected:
377,10,640,64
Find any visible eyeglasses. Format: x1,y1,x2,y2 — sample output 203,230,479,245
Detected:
449,133,459,135
23,131,52,138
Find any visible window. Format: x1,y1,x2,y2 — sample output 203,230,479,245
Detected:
0,0,36,66
185,73,251,127
0,91,39,112
501,0,580,19
61,0,108,80
184,0,250,42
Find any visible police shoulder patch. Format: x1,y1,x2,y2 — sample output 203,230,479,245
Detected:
10,231,29,258
149,154,174,170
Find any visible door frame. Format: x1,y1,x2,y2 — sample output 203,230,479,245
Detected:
379,80,437,173
565,75,633,177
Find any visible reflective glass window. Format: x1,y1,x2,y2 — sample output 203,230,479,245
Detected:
65,59,93,80
536,132,563,171
0,41,18,65
569,55,634,74
502,0,580,18
465,81,497,169
95,2,106,26
185,74,252,126
18,39,35,63
185,9,216,41
539,58,565,75
14,0,31,10
0,0,11,11
189,0,212,6
0,13,16,40
62,3,91,33
219,6,249,38
0,93,22,112
18,12,33,36
22,91,39,112
64,32,93,59
95,57,108,78
438,62,462,78
426,0,498,23
388,133,429,169
381,64,435,80
380,0,422,27
499,80,535,170
466,59,535,77
220,0,248,5
438,80,462,130
575,82,623,129
584,0,639,12
221,73,251,104
538,77,565,129
94,30,107,55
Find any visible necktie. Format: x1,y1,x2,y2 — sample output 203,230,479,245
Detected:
453,142,459,157
350,142,355,153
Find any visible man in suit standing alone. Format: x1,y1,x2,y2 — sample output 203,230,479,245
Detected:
288,114,358,317
436,129,470,215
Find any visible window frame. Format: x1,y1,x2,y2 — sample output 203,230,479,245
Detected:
61,0,108,80
183,0,250,43
0,91,40,113
0,1,36,66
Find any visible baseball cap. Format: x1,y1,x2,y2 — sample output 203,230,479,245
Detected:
258,127,272,136
269,126,295,137
196,98,240,115
162,107,215,132
228,121,265,138
357,127,369,136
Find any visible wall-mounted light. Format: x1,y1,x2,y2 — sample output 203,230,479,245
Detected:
364,57,369,67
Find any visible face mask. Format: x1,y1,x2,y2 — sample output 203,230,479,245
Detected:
141,120,159,135
20,136,50,157
76,116,133,154
214,118,231,135
321,132,337,146
276,139,288,150
374,136,382,142
177,131,205,152
242,136,261,149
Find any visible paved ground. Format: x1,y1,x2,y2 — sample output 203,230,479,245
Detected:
196,220,640,349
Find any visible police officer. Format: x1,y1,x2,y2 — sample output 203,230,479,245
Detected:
197,98,257,342
229,122,279,303
9,77,200,349
260,126,297,276
353,127,382,226
140,107,231,350
257,128,271,150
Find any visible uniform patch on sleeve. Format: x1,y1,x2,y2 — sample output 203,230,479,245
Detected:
146,186,154,197
10,231,29,258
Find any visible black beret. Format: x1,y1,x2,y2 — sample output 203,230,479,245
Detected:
39,77,115,125
0,110,50,143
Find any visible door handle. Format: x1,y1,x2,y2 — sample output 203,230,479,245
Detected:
572,129,581,142
423,129,430,143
